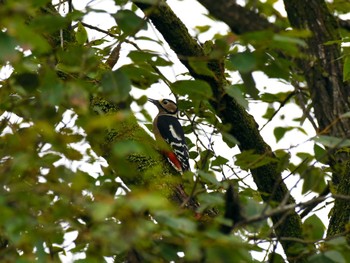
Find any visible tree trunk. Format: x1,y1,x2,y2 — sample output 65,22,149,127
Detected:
283,0,350,242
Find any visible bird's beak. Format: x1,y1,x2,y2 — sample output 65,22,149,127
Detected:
147,98,158,105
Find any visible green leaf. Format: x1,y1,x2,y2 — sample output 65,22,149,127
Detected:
302,166,326,194
224,85,248,109
113,10,147,35
274,149,291,173
151,56,173,67
90,202,114,221
273,34,307,47
326,237,347,246
260,93,279,103
115,0,129,4
211,155,229,167
101,69,131,103
90,38,108,46
262,106,275,119
11,20,51,54
274,126,306,143
189,151,199,159
240,72,259,99
70,171,90,191
222,132,239,147
132,0,159,4
189,60,215,77
120,64,159,89
244,198,265,218
112,140,146,157
14,73,39,92
303,214,325,240
64,147,84,161
314,135,350,148
172,80,213,100
228,51,256,73
343,55,350,82
128,50,172,67
339,111,350,118
324,251,347,263
30,15,68,33
274,126,292,142
235,150,276,170
197,192,224,208
195,25,211,33
41,82,65,106
128,191,169,212
0,32,18,62
314,143,328,164
40,153,61,168
154,211,197,234
184,240,202,261
198,170,220,186
40,69,64,106
128,50,155,62
76,22,88,45
308,253,338,263
268,252,285,263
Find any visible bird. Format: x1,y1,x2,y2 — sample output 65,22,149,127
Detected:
148,98,190,173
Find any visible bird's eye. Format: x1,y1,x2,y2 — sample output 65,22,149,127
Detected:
163,99,168,104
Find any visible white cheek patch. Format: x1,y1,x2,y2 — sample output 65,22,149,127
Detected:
169,125,182,141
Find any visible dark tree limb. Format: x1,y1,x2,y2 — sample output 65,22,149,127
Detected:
197,0,279,34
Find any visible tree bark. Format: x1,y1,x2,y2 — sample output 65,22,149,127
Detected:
284,0,350,137
283,0,350,242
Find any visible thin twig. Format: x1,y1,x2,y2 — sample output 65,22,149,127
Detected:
79,22,117,38
293,84,318,131
259,90,296,131
280,229,350,244
235,194,329,228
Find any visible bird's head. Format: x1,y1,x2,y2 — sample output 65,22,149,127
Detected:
148,98,178,115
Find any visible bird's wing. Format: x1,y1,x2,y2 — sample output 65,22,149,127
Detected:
156,115,190,171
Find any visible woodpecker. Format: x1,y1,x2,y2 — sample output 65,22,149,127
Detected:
148,98,190,173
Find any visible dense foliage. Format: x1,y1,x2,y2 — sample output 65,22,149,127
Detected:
1,0,350,262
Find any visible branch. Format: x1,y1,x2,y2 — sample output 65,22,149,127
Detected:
79,22,116,38
300,184,330,219
197,0,279,34
236,194,329,228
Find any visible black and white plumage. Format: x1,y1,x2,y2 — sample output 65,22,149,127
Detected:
148,98,190,173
